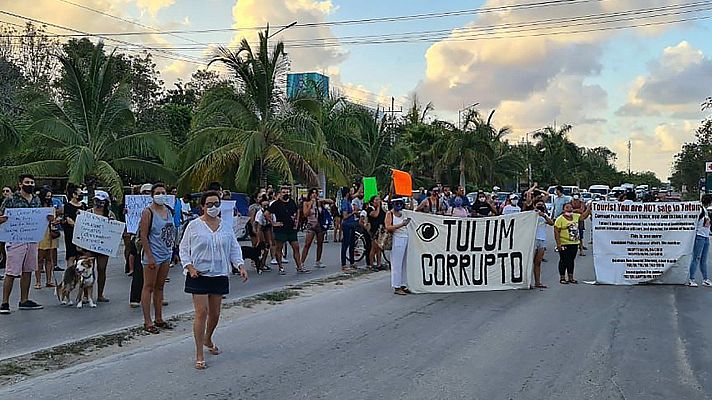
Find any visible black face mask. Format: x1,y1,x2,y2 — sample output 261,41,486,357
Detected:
22,185,34,194
537,206,547,213
283,194,290,201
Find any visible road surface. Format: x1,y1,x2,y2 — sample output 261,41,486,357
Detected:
3,230,712,399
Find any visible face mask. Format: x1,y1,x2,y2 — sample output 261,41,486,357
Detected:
22,185,34,194
153,195,166,206
282,194,290,201
206,206,220,217
564,211,573,217
94,200,104,208
478,197,486,202
393,203,403,212
537,206,547,213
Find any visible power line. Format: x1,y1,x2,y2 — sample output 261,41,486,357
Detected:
3,0,607,37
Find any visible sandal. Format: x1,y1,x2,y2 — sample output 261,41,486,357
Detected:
568,278,579,284
46,282,56,288
144,324,160,334
394,288,407,295
194,360,206,370
296,268,311,274
205,344,221,355
534,284,548,289
401,287,412,294
34,283,42,289
559,278,569,284
278,268,286,275
154,321,173,330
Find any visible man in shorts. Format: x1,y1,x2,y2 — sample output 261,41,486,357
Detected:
265,186,309,275
0,174,52,314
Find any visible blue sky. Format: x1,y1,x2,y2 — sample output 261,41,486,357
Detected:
4,0,712,179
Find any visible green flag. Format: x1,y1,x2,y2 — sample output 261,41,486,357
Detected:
363,177,378,202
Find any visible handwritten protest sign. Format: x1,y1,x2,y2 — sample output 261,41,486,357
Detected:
405,210,537,293
592,201,697,285
124,195,175,234
72,211,126,257
220,200,236,230
0,208,55,243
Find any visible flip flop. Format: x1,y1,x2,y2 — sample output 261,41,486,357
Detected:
144,324,160,334
195,360,206,370
34,283,42,289
205,344,221,355
560,278,569,284
534,284,548,289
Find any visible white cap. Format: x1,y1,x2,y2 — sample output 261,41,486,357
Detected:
140,183,152,193
94,190,110,201
359,210,367,218
493,186,500,191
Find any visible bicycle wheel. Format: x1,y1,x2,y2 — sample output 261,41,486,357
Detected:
352,232,366,263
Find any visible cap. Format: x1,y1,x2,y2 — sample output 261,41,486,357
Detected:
493,186,500,191
359,210,367,218
94,190,110,201
140,183,152,193
510,194,519,200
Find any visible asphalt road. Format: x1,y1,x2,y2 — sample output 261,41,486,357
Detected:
3,228,712,399
0,234,352,360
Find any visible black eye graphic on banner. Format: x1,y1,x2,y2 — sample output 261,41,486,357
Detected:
416,222,439,242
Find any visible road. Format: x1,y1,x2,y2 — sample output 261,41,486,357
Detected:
0,234,351,360
3,228,712,399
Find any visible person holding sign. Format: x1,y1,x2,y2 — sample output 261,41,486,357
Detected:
300,188,332,269
554,202,591,284
86,191,116,303
179,191,248,370
385,197,412,296
62,184,86,269
36,188,61,289
139,183,176,334
0,174,50,314
689,194,712,287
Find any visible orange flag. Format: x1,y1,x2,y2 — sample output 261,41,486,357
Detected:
391,169,412,196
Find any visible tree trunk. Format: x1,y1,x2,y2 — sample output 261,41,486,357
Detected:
259,160,267,189
459,157,466,188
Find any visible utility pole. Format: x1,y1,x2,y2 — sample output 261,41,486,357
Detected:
383,96,402,145
627,140,632,176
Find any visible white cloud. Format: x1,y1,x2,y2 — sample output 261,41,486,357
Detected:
134,0,175,17
617,41,712,118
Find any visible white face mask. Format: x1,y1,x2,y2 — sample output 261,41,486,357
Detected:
206,206,220,217
153,194,166,206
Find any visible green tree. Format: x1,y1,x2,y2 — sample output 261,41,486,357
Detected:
1,42,175,197
181,28,333,191
532,124,579,184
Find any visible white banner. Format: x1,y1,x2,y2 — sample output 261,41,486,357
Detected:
0,207,55,243
72,211,126,257
124,195,175,234
405,210,537,293
592,201,697,285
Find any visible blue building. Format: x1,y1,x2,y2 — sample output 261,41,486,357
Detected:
287,72,329,99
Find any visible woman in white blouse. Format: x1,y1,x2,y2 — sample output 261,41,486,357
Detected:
179,191,248,370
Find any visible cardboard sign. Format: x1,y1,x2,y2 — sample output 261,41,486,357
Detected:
0,208,55,243
72,211,126,257
392,169,412,197
124,195,175,234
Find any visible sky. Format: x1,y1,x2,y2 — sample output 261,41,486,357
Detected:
2,0,712,181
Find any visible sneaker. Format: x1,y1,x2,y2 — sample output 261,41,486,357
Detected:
314,261,325,268
18,300,43,310
703,279,712,287
53,266,65,272
279,268,286,275
0,303,9,314
129,302,140,308
270,259,279,265
689,280,699,287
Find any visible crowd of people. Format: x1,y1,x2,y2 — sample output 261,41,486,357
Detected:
2,172,705,368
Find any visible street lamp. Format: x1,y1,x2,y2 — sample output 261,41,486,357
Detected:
458,102,479,130
269,21,297,39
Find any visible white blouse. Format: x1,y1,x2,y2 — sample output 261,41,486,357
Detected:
179,217,244,277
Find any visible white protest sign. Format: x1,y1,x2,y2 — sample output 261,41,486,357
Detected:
72,211,126,257
405,210,537,293
234,215,250,239
220,200,236,230
591,201,697,285
124,195,175,234
0,208,55,243
706,162,712,173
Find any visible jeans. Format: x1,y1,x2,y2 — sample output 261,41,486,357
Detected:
558,244,578,277
341,223,356,266
690,235,709,280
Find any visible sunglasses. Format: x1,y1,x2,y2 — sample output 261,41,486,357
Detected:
2,189,10,193
205,201,221,208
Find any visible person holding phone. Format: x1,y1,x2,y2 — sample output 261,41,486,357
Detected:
180,191,248,370
385,197,411,295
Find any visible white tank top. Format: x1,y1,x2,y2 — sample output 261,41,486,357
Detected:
391,212,408,238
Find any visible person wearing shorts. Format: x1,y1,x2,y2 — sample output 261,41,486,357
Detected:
0,174,49,314
533,200,554,289
300,188,333,268
265,186,309,275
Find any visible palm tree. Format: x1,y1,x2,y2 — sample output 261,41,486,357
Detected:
533,124,578,184
182,28,330,191
435,111,493,189
0,42,175,198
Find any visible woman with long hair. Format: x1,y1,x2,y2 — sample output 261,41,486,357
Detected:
301,188,332,268
554,202,591,284
36,188,59,289
63,184,85,270
366,195,386,270
139,183,176,334
180,191,248,370
340,187,358,272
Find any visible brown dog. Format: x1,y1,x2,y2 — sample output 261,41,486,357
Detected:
56,257,97,308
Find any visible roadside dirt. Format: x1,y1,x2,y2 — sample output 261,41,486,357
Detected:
0,269,386,387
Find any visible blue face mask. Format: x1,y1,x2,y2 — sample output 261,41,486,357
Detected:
393,202,403,212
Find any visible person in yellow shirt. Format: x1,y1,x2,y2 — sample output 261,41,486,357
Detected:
554,202,591,284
